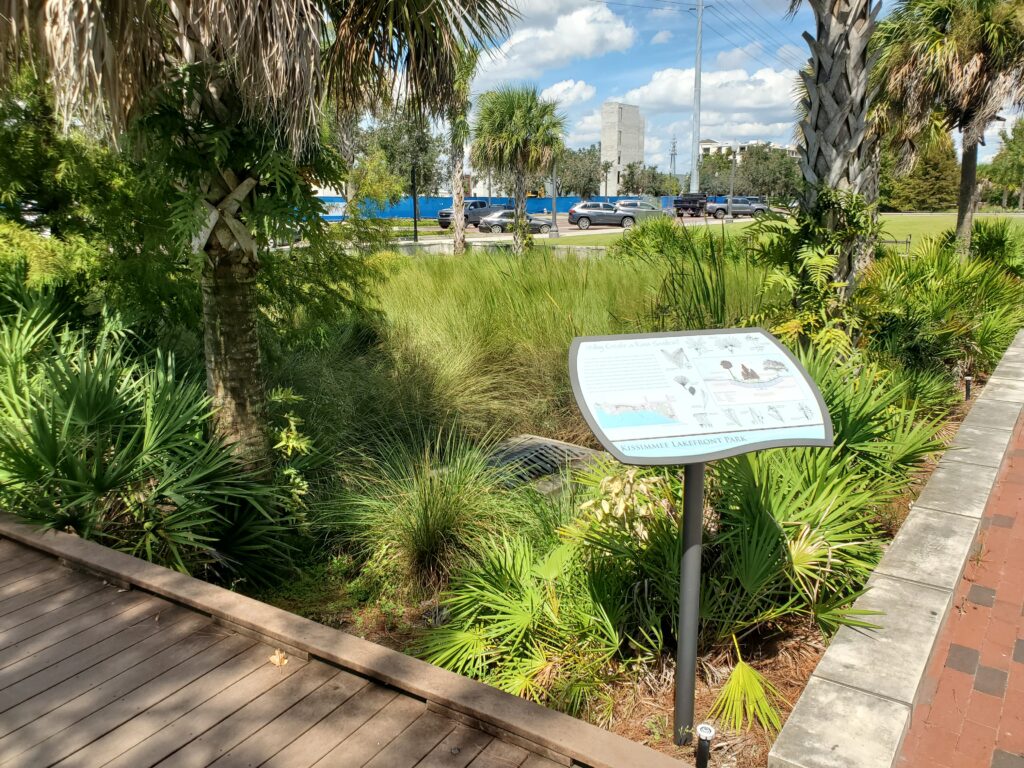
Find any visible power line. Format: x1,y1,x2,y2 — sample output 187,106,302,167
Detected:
715,0,806,66
706,7,803,70
701,16,798,73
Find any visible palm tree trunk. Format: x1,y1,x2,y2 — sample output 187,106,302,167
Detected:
1003,187,1010,208
1018,181,1023,211
451,137,467,256
799,0,880,290
196,171,271,469
956,140,979,251
513,169,527,256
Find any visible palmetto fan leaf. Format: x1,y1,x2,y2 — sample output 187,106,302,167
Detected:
0,0,515,153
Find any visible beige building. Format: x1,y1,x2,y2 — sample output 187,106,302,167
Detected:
699,139,799,163
600,102,645,196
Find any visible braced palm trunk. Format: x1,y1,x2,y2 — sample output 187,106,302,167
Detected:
513,169,527,256
799,0,880,293
452,138,467,255
956,141,979,252
196,171,271,470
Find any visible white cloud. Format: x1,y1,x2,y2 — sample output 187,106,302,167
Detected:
624,66,798,117
651,30,673,45
540,79,597,107
475,5,636,88
715,43,763,69
568,109,602,146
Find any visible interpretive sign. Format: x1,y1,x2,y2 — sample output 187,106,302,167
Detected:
569,328,833,465
568,327,833,746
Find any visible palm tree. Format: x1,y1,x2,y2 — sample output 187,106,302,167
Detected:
0,0,513,466
789,0,880,290
601,160,614,199
471,86,565,256
448,48,480,256
873,0,1024,248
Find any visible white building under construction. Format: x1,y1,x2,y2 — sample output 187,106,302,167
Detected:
600,102,645,197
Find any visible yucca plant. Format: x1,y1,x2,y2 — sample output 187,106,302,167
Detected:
0,307,292,586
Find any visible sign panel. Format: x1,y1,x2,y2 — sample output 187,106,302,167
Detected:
569,328,833,465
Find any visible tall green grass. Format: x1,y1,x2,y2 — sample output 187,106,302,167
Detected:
274,251,665,452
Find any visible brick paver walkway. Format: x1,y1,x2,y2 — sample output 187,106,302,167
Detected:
898,412,1024,768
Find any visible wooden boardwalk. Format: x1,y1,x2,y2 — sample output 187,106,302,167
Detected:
0,538,560,768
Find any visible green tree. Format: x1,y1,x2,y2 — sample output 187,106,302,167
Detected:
360,108,445,196
601,160,614,198
699,153,734,196
736,145,802,201
990,119,1024,209
447,48,479,256
0,0,513,466
878,133,960,211
874,0,1024,249
559,145,602,197
471,86,566,256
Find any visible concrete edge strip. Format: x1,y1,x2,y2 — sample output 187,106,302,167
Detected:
769,330,1024,768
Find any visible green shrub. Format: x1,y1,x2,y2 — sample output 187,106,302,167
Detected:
331,432,547,596
0,306,292,586
420,537,619,716
965,218,1024,278
856,240,1024,375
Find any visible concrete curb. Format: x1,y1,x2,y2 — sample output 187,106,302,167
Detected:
0,517,686,768
769,329,1024,768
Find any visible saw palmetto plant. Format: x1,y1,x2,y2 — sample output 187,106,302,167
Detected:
0,0,516,467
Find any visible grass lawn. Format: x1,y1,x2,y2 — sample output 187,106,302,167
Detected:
878,212,1024,244
553,213,1024,250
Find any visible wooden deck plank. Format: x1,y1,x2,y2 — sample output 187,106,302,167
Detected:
520,756,563,768
0,558,64,596
413,725,493,768
310,695,426,768
0,578,106,634
0,616,221,766
262,683,398,768
0,587,150,670
0,611,210,741
0,571,91,620
102,649,309,768
0,548,47,577
466,740,531,768
0,583,123,649
155,662,339,767
363,710,457,768
0,594,166,692
0,601,180,711
209,669,370,768
52,641,266,768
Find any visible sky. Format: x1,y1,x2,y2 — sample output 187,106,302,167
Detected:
471,0,1016,174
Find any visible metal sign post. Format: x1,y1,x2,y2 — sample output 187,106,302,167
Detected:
568,328,833,746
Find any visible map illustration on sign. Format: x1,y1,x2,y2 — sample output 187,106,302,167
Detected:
569,328,833,464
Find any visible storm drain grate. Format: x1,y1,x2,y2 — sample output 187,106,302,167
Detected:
489,434,603,486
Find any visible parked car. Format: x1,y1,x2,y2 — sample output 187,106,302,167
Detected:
478,210,553,234
567,200,667,230
672,193,707,217
437,199,509,229
705,196,770,219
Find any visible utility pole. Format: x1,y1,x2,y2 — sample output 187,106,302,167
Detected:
412,163,419,242
550,160,560,238
688,0,704,193
726,142,737,220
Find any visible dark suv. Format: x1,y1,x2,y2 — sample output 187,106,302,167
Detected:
437,200,508,229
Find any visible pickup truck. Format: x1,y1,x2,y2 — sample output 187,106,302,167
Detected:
672,193,707,217
705,196,769,219
437,200,510,229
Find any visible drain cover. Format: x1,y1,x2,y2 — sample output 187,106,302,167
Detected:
489,434,604,486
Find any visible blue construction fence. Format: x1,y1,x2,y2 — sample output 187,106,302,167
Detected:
318,195,678,222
